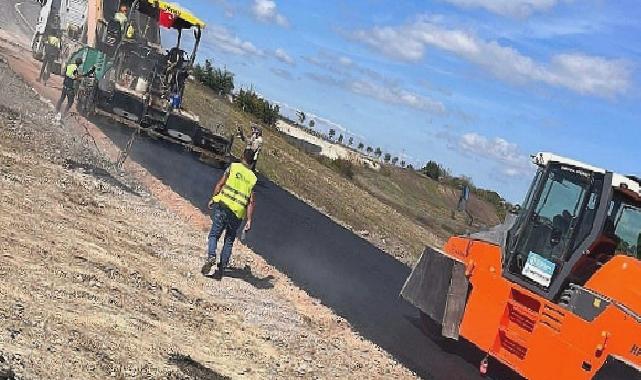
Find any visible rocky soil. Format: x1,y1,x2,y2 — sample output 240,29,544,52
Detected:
0,52,416,379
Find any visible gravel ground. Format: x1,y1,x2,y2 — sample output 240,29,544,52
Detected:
0,53,416,379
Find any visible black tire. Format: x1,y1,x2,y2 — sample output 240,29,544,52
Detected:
31,34,43,61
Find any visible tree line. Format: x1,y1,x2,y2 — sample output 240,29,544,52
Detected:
192,60,280,126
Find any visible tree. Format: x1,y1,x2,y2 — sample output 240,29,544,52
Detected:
193,63,204,82
392,156,399,166
384,153,391,163
193,59,235,95
358,142,365,151
211,67,235,95
328,129,336,140
233,88,280,126
309,119,315,129
348,137,354,146
422,160,445,180
366,146,373,155
297,111,306,125
338,134,344,144
374,147,382,158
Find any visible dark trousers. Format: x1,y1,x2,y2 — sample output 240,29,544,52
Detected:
56,86,75,114
207,203,242,267
39,55,55,83
243,148,258,172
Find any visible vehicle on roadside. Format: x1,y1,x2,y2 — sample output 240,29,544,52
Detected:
31,0,88,76
403,152,641,379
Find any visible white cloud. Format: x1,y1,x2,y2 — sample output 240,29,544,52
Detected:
251,0,288,27
202,25,263,56
274,48,295,65
270,67,294,80
444,0,563,18
306,72,445,113
350,81,446,113
351,18,631,97
339,56,353,66
458,132,533,176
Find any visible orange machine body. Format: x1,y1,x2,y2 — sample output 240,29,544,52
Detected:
443,236,641,380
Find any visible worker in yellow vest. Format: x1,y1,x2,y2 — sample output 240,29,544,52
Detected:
202,149,258,279
114,5,135,40
37,30,61,86
55,57,82,119
55,58,95,120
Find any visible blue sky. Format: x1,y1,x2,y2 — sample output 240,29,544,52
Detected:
172,0,641,202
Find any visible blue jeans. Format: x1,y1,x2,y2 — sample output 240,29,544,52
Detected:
207,203,242,267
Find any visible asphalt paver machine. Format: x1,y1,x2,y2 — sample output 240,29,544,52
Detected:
71,0,233,161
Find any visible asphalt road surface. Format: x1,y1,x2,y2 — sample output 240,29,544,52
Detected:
1,1,38,43
5,4,519,379
87,122,523,380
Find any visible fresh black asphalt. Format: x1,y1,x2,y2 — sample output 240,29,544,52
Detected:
90,119,502,380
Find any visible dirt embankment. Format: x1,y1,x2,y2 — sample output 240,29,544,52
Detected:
0,47,415,379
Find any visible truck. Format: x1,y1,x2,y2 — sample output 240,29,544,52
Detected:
31,0,88,75
403,152,641,379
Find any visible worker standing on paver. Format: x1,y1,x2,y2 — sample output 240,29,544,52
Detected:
114,5,128,30
237,125,263,172
201,149,257,279
37,28,61,86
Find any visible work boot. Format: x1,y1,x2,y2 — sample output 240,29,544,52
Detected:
215,263,225,280
201,257,216,276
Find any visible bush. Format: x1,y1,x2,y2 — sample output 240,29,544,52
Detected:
422,160,446,180
317,157,355,180
233,88,280,126
193,60,234,96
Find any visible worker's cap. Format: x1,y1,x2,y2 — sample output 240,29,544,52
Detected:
75,57,83,65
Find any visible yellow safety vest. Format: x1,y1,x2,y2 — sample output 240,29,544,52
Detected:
65,63,78,78
212,163,257,219
114,12,127,25
46,35,60,48
126,24,135,39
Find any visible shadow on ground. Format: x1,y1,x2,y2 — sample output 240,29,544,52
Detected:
0,369,15,380
168,354,231,380
404,314,525,380
205,265,275,289
224,265,275,289
64,159,140,196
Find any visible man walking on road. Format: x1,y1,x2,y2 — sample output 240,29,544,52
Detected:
202,149,257,279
